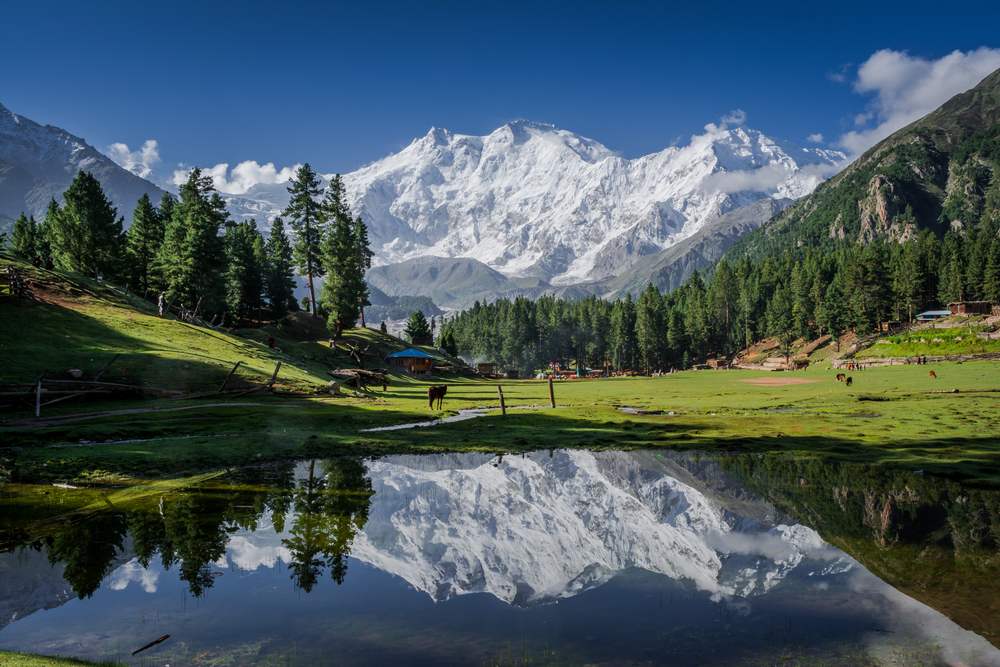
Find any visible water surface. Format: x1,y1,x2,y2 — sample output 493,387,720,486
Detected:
1,450,998,665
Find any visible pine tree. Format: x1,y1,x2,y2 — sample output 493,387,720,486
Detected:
49,171,123,278
766,282,795,360
36,199,59,269
816,274,847,350
156,168,228,317
224,220,266,323
892,239,924,321
439,328,458,356
319,175,367,335
789,262,813,340
283,164,325,315
352,214,373,326
264,217,296,319
984,236,1000,304
10,213,37,262
636,284,664,373
609,294,638,371
125,193,165,295
404,311,432,345
938,231,965,304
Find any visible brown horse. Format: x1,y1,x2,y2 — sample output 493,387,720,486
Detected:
835,373,846,382
929,370,937,379
428,385,448,410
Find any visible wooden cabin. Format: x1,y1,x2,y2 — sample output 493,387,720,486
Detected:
385,348,435,374
948,301,992,315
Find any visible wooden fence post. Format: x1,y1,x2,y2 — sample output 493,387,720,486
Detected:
497,385,507,416
267,362,282,390
548,376,556,408
219,361,243,393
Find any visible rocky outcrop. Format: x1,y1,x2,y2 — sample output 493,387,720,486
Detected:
857,175,917,243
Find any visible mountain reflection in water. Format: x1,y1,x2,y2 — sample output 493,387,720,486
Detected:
0,450,998,666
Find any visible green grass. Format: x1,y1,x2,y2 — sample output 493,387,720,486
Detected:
0,257,430,393
858,325,1000,358
3,258,1000,486
0,652,117,666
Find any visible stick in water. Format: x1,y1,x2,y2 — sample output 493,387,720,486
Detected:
132,634,170,656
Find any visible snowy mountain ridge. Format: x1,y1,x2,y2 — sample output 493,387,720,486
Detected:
226,120,844,285
348,450,848,605
0,102,165,227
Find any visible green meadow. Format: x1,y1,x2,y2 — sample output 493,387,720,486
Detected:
3,256,1000,487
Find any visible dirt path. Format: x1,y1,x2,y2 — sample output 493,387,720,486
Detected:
740,377,818,387
5,402,265,428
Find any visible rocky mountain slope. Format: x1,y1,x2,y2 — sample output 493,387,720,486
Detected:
601,197,793,296
0,102,165,230
735,67,1000,256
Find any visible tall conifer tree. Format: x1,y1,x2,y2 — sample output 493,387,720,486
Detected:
49,171,122,278
125,193,165,295
265,217,296,318
283,164,325,315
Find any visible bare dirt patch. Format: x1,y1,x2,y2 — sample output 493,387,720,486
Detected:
740,376,818,387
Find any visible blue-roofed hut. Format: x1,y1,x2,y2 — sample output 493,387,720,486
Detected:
386,347,435,374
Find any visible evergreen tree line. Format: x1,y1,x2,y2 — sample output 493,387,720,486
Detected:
440,216,1000,374
5,164,373,331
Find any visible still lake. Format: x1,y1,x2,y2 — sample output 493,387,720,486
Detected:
1,450,998,666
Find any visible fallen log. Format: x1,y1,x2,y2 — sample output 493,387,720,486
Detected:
132,634,170,656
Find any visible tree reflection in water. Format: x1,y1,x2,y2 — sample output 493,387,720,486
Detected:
7,456,374,599
284,458,373,591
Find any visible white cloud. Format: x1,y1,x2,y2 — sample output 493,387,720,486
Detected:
703,161,843,195
109,558,160,593
172,160,300,195
806,133,824,143
839,47,1000,155
702,108,747,134
107,139,160,179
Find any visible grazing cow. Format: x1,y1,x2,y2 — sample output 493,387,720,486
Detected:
428,385,448,410
836,373,846,382
929,370,937,379
845,376,853,387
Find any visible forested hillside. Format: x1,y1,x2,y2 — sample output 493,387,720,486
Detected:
440,68,1000,373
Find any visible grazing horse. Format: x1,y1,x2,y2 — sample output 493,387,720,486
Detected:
835,373,846,382
929,370,937,379
428,385,448,410
845,376,853,387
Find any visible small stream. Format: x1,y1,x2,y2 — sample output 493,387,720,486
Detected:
359,408,488,432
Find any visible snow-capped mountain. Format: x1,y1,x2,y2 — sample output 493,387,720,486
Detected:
349,450,849,605
345,121,844,284
221,120,844,287
0,102,165,228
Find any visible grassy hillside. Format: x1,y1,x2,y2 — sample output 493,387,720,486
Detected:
859,324,1000,358
0,256,430,393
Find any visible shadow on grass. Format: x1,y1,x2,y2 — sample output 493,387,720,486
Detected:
4,400,999,487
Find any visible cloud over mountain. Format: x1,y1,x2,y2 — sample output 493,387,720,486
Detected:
839,47,1000,154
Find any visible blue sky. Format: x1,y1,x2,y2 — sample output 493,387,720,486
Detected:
2,0,999,188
